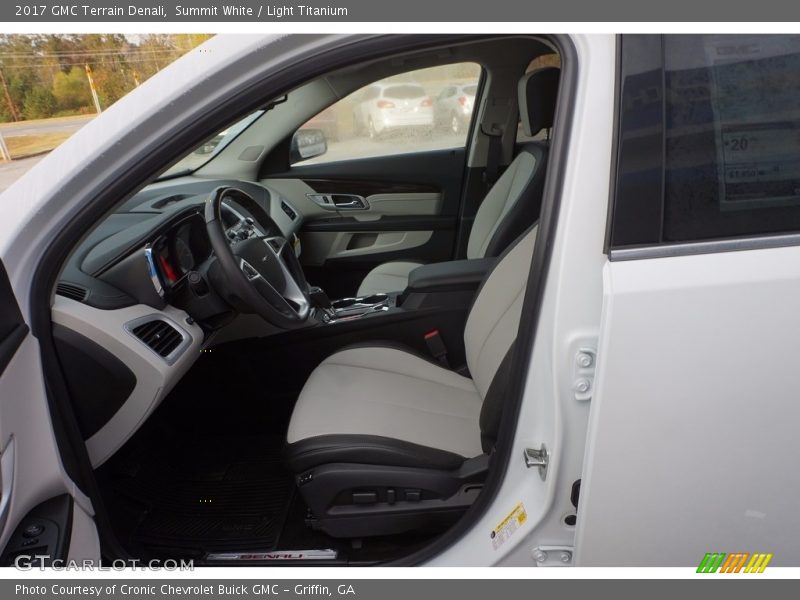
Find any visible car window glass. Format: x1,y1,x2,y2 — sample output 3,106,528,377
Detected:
662,34,800,242
292,62,481,166
611,34,800,247
161,110,264,177
383,85,427,99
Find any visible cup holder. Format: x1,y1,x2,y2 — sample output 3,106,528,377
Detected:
360,293,389,305
332,293,388,310
328,293,390,320
332,298,358,309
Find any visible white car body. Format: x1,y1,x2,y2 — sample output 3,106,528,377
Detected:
0,33,797,567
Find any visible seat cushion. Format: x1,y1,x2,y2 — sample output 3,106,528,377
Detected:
285,346,484,470
356,261,423,296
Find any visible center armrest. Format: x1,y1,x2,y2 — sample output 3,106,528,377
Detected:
406,257,497,293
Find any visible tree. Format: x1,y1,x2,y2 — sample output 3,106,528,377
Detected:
0,34,214,122
22,86,56,119
52,66,91,111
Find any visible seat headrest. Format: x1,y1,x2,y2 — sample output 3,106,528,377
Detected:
517,67,560,138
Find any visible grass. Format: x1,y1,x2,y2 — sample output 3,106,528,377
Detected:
2,131,73,160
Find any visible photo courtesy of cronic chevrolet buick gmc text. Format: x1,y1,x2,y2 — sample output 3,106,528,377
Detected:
0,33,798,567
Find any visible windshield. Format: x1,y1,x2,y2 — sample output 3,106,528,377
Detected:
160,110,264,178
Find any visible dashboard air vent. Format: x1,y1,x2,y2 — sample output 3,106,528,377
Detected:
281,200,298,221
56,282,88,303
131,319,183,358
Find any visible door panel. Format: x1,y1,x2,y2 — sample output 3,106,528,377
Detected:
302,230,435,264
0,495,72,567
580,248,800,565
354,192,442,216
263,61,483,297
267,148,466,297
0,260,100,565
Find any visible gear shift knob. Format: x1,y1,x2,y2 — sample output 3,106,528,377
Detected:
308,286,334,317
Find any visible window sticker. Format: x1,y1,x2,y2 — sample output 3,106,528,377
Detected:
706,36,800,210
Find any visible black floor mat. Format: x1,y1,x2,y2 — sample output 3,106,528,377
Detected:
104,431,292,558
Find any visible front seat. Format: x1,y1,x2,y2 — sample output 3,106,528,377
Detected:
355,66,559,297
284,223,538,538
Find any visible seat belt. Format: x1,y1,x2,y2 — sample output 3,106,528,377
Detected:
482,124,504,191
424,329,450,368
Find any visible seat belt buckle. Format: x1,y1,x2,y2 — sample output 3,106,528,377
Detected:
424,329,450,368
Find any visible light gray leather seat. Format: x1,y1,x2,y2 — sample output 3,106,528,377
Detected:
355,67,559,297
284,225,538,537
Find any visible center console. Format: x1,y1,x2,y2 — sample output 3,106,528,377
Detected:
309,257,496,326
240,257,497,390
323,292,396,323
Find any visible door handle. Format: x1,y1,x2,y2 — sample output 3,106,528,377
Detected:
307,193,370,211
333,198,367,209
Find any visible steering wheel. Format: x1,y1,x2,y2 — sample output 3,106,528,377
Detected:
205,186,311,328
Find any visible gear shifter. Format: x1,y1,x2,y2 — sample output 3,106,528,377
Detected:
308,286,335,319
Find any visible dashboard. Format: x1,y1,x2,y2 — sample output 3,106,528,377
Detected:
48,175,311,467
55,177,302,315
150,213,212,288
50,177,304,466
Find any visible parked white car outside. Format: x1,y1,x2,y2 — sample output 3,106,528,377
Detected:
353,82,434,138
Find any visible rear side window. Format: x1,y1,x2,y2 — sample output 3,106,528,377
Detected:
611,34,800,248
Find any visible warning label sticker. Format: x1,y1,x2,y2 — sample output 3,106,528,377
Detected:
490,502,528,550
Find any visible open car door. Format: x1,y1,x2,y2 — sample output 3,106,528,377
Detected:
0,260,100,567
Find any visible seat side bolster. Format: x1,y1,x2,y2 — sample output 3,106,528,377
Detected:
483,143,548,258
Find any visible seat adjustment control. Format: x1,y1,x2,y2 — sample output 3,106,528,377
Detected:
352,491,378,504
404,489,421,502
23,524,44,538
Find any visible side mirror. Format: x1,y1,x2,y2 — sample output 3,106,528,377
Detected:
290,128,327,163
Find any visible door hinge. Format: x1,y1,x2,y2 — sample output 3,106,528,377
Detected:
523,444,549,480
532,545,574,566
573,344,597,402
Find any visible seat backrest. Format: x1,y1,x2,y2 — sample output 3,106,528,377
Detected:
464,224,537,400
463,224,538,451
466,67,560,261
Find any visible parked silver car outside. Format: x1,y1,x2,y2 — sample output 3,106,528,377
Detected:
433,83,478,134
